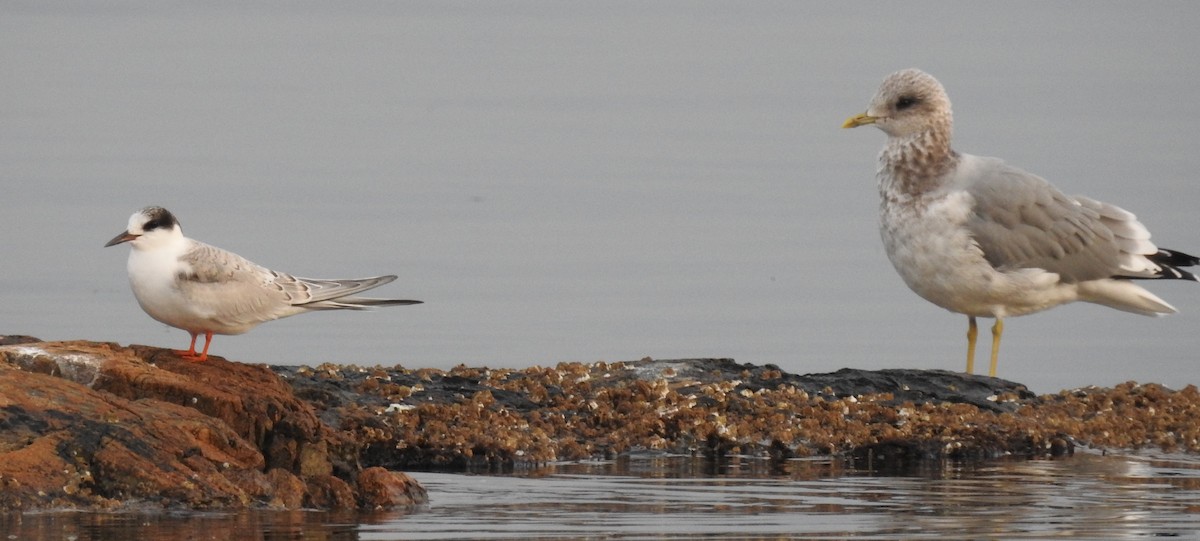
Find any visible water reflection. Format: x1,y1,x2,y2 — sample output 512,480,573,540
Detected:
0,509,378,541
3,452,1198,540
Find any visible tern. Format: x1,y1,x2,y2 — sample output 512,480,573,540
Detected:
105,206,422,362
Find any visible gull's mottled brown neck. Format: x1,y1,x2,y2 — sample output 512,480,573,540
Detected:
879,121,958,199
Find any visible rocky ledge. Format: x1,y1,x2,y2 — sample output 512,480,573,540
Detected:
0,337,426,511
282,355,1199,471
1,337,1198,510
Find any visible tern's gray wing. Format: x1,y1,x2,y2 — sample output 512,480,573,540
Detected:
287,275,422,310
173,241,299,327
962,160,1134,283
176,241,418,328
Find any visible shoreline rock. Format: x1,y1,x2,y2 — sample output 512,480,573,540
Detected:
274,358,1197,471
0,338,426,511
1,336,1197,510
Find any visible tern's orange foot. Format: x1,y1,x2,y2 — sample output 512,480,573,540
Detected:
171,350,207,362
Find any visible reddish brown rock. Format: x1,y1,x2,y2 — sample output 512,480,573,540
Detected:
0,340,424,511
357,467,429,508
303,474,357,509
0,360,260,509
263,468,308,509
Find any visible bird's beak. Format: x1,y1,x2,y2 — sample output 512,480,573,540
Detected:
842,112,877,129
105,231,139,247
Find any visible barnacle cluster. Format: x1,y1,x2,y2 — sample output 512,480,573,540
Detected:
276,360,1200,471
1026,382,1200,453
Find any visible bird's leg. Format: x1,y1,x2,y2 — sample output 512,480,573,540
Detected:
965,316,978,374
173,332,199,358
989,318,1003,378
186,331,214,363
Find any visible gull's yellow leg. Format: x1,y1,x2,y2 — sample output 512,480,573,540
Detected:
989,318,1003,377
965,316,978,374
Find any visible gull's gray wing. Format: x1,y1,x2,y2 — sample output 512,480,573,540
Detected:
961,159,1134,283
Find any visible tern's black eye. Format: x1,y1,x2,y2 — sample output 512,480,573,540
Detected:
895,95,919,111
139,207,178,232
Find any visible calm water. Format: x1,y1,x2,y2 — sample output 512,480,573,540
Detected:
3,2,1200,395
4,452,1199,540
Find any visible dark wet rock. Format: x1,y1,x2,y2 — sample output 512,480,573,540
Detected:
850,430,1077,473
0,335,41,346
613,359,1034,412
796,367,1035,412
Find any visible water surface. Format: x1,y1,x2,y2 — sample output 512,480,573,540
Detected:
3,2,1200,394
5,452,1199,540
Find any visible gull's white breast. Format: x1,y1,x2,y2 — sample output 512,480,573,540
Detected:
879,159,1075,318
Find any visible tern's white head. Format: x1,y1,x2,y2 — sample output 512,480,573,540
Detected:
104,206,185,250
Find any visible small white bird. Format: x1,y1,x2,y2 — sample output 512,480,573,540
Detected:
843,69,1198,377
105,206,422,362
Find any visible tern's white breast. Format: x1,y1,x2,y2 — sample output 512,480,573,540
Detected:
126,240,216,333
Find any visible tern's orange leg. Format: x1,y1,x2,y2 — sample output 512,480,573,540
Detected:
173,331,213,362
190,331,214,362
173,332,199,358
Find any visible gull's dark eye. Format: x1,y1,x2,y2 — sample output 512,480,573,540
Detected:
144,219,164,231
895,96,919,111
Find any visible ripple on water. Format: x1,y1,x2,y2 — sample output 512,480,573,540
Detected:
3,452,1199,540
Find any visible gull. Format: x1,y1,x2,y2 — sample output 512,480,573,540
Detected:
842,69,1198,377
105,206,422,362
